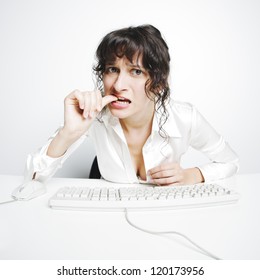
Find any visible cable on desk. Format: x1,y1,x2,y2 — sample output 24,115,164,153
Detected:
124,208,221,260
0,199,17,205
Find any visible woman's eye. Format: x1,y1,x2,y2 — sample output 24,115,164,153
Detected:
106,67,118,73
132,69,142,76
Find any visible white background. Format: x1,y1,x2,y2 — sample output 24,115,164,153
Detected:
0,0,259,178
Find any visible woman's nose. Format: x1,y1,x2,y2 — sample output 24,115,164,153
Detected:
113,72,128,92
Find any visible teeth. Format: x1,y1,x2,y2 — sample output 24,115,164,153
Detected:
114,96,131,104
116,100,129,104
112,95,131,104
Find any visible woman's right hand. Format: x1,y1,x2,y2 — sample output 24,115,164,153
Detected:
63,89,117,137
47,89,117,158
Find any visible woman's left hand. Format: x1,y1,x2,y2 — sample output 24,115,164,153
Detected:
147,163,204,186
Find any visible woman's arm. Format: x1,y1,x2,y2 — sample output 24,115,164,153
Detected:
189,105,239,182
24,90,117,182
148,104,238,185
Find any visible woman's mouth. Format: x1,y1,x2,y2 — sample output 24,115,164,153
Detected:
110,95,131,109
114,96,131,104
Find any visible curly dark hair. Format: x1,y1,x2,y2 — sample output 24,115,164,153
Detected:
93,24,171,138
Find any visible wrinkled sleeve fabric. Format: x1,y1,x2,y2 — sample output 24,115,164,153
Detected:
23,127,87,183
189,106,239,182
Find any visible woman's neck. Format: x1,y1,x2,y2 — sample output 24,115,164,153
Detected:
119,103,155,133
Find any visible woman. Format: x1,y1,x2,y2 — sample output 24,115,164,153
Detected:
25,24,239,186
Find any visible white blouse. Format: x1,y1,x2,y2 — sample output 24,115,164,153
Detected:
23,100,239,184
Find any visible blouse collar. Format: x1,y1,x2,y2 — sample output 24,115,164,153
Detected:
100,100,182,139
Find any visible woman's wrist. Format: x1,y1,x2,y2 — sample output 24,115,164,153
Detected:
47,128,83,158
184,167,205,184
59,127,85,142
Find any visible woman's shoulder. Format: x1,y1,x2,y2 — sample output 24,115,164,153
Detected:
168,98,196,116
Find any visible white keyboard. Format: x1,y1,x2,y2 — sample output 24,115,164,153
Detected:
49,183,239,211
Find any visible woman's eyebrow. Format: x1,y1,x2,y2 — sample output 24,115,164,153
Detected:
126,62,145,69
105,61,145,70
105,63,116,67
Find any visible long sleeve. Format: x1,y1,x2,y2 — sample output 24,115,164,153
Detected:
23,127,86,183
189,106,239,182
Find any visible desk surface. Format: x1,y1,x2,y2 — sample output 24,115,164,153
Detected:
0,174,259,260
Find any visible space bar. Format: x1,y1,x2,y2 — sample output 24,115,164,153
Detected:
48,196,237,211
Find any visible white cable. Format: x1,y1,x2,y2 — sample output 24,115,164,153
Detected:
124,208,221,260
0,199,17,205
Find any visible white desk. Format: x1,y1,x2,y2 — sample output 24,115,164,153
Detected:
0,174,259,260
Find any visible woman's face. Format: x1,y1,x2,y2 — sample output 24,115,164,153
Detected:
103,55,155,121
